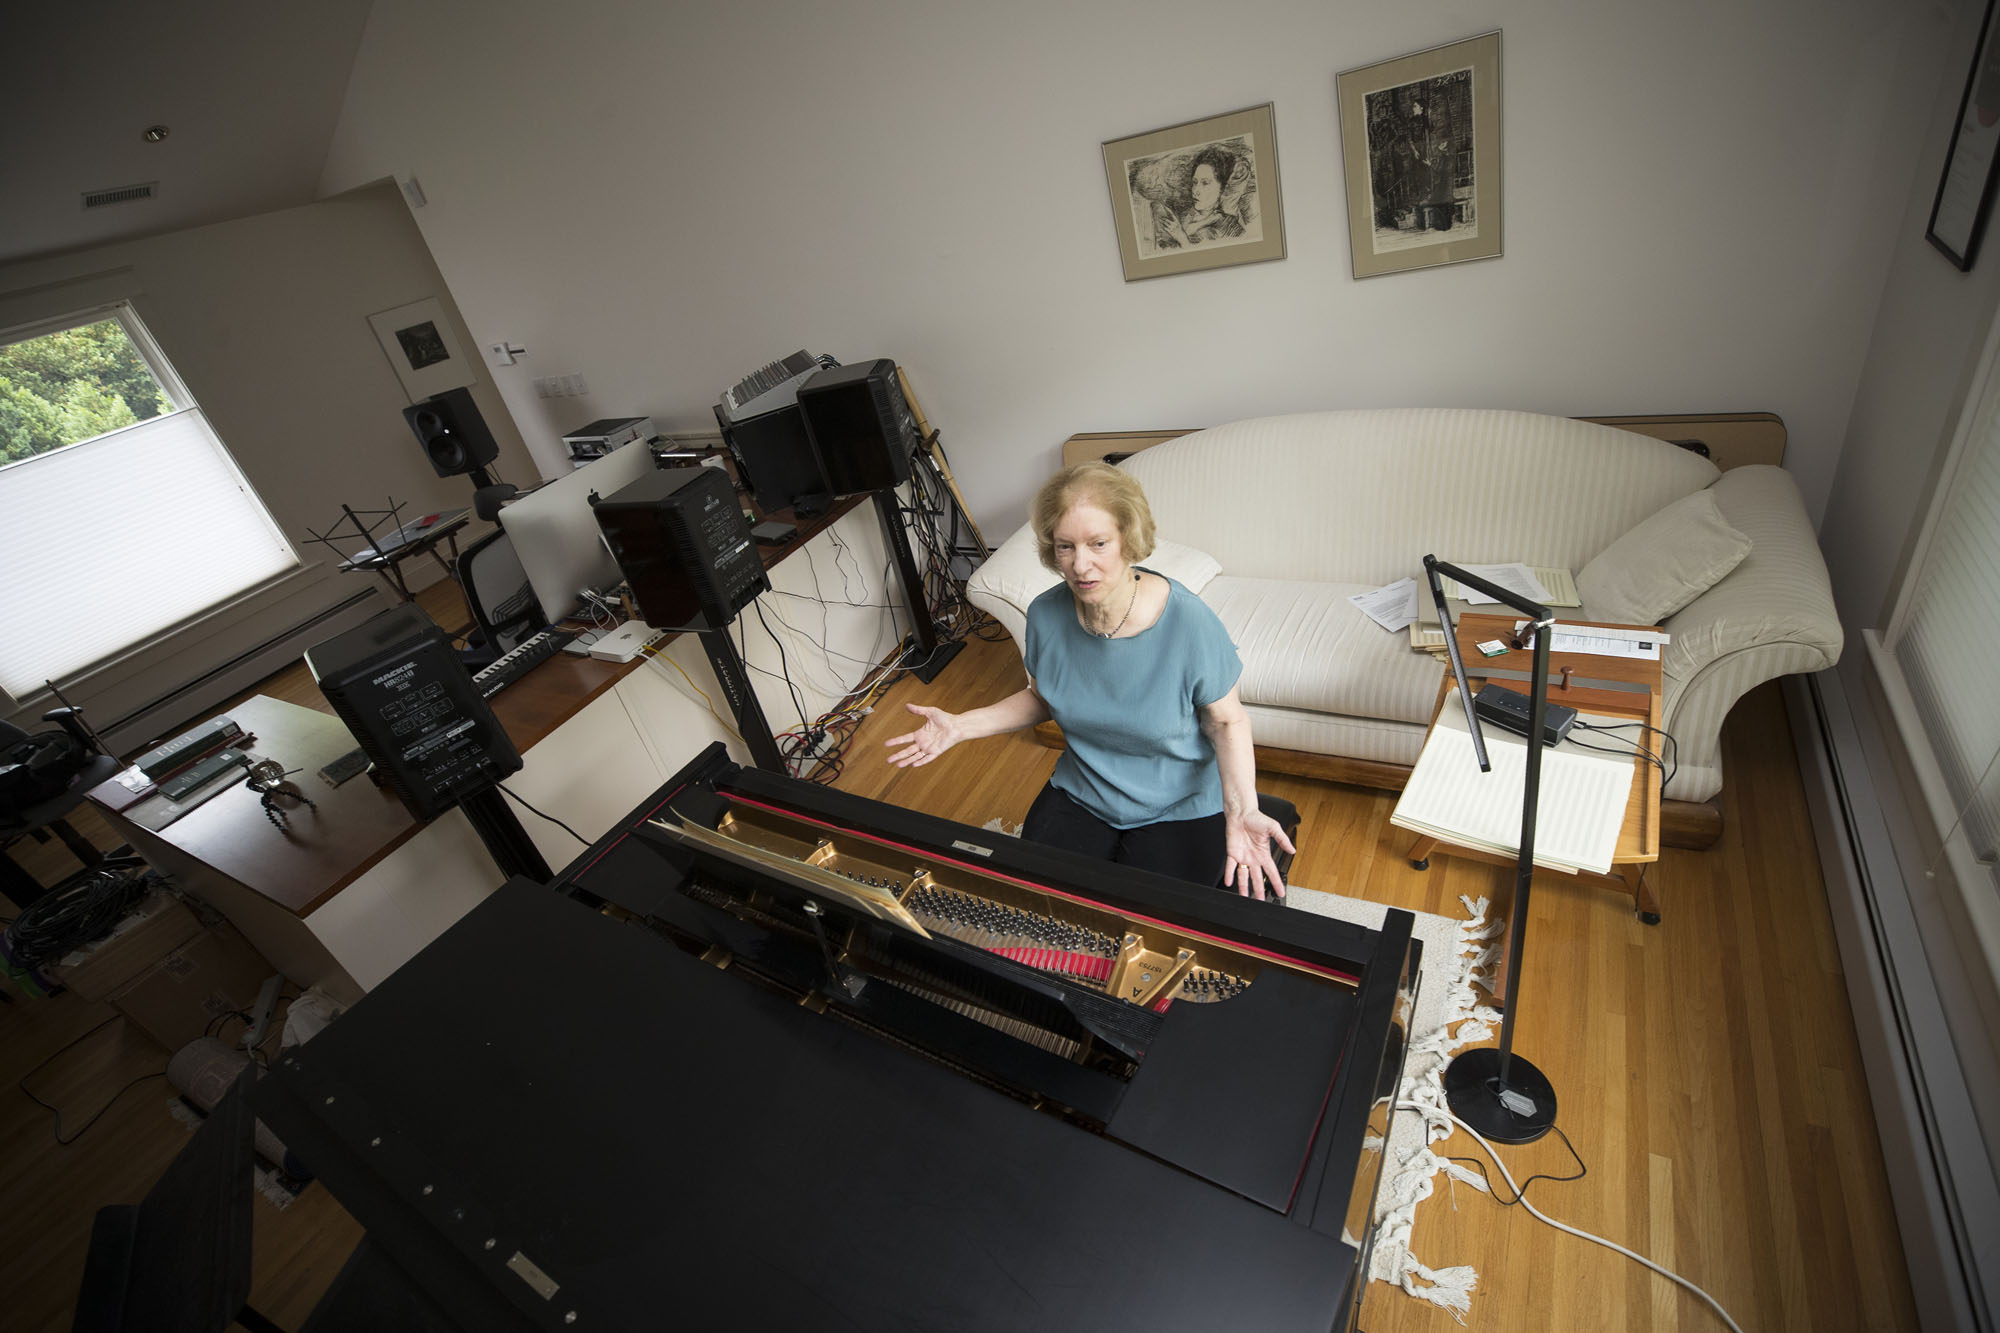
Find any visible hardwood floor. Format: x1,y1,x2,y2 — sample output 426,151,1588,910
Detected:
0,602,1917,1331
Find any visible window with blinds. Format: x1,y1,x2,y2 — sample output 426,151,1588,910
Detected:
0,303,298,698
1891,398,2000,864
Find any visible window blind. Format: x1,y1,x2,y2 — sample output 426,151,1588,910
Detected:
1891,368,2000,867
0,408,298,695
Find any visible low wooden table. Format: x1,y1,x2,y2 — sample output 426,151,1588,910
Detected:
1406,613,1666,989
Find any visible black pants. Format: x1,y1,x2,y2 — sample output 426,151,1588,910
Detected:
1021,784,1227,889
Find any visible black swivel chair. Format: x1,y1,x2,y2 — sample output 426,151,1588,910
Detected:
0,706,122,910
455,530,547,670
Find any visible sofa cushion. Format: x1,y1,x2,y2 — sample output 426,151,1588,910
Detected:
1200,576,1444,725
1577,488,1752,626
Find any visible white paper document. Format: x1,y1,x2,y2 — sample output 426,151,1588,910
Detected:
1390,708,1636,875
1515,620,1669,660
1350,577,1419,632
1441,563,1550,606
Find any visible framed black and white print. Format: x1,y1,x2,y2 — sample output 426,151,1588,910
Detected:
368,297,475,400
1101,104,1287,282
1928,0,2000,270
1336,32,1503,279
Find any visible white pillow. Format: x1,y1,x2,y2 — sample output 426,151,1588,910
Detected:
1140,537,1225,594
1577,488,1751,626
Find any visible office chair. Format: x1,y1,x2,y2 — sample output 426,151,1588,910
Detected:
71,1065,284,1333
0,706,122,910
455,530,547,669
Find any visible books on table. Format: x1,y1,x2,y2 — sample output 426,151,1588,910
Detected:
1390,707,1636,875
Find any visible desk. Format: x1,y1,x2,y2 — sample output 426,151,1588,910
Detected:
1405,613,1664,991
86,492,899,999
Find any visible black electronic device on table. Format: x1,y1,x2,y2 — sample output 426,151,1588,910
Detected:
797,357,921,496
713,350,839,517
1473,682,1577,747
249,743,1417,1333
590,466,768,633
305,604,548,881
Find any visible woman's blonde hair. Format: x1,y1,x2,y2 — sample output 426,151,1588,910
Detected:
1030,462,1156,571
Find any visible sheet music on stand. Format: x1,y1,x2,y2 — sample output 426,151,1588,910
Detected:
1391,708,1635,875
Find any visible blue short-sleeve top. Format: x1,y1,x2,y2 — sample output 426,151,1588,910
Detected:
1022,571,1242,829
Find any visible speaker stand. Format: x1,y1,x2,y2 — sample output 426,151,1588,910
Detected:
460,787,553,883
872,490,962,685
698,628,788,773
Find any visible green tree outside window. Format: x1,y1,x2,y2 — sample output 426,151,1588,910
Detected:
0,317,175,464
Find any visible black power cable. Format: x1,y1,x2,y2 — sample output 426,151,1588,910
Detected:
2,863,152,971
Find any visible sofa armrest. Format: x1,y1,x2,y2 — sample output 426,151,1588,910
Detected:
1656,465,1842,800
965,524,1056,650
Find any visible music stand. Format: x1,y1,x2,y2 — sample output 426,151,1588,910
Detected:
1421,555,1559,1144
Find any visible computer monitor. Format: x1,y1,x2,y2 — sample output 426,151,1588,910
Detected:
497,441,660,620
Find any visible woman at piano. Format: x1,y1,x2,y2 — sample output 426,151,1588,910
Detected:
886,462,1293,901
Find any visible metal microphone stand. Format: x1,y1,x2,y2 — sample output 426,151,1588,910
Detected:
1422,555,1559,1144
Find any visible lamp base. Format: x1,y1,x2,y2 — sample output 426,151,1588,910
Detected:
1443,1047,1557,1144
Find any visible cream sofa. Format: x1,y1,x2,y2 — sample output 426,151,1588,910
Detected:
964,409,1841,828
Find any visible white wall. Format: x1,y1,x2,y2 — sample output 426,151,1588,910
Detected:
1822,0,2000,635
319,0,1949,537
0,181,535,737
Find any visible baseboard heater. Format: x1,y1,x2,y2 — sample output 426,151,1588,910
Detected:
95,588,386,758
1785,671,1997,1332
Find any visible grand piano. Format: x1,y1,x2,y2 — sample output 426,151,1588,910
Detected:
251,743,1419,1331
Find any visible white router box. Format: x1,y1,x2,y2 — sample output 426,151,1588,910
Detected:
588,620,667,663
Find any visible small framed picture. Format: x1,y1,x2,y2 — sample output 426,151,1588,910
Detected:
1101,103,1287,282
1927,0,2000,270
367,297,476,401
1336,32,1503,279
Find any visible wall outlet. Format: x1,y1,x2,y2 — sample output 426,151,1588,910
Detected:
487,341,521,367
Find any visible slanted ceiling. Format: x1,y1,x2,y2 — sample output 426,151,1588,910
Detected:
0,1,376,267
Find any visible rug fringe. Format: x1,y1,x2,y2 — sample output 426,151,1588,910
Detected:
1364,895,1498,1316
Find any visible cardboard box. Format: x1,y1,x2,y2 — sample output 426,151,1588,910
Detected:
111,923,283,1055
49,889,207,1003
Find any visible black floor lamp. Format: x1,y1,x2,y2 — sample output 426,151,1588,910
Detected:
1421,554,1559,1145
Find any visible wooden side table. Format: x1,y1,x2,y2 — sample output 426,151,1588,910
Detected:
1405,613,1667,986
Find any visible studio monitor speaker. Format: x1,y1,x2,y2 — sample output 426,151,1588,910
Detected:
404,386,500,478
797,359,919,497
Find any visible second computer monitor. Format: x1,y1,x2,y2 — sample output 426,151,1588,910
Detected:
497,441,660,620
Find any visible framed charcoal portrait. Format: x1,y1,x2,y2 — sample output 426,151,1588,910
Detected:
1336,32,1503,279
1101,103,1286,281
367,297,476,401
1928,0,2000,270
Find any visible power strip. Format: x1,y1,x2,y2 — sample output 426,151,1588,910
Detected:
588,620,668,663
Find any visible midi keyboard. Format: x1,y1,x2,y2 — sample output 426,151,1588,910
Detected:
472,627,580,699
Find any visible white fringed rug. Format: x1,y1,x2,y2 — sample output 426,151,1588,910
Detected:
1285,884,1502,1322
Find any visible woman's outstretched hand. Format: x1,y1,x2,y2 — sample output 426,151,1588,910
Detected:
1223,808,1295,902
884,702,966,768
